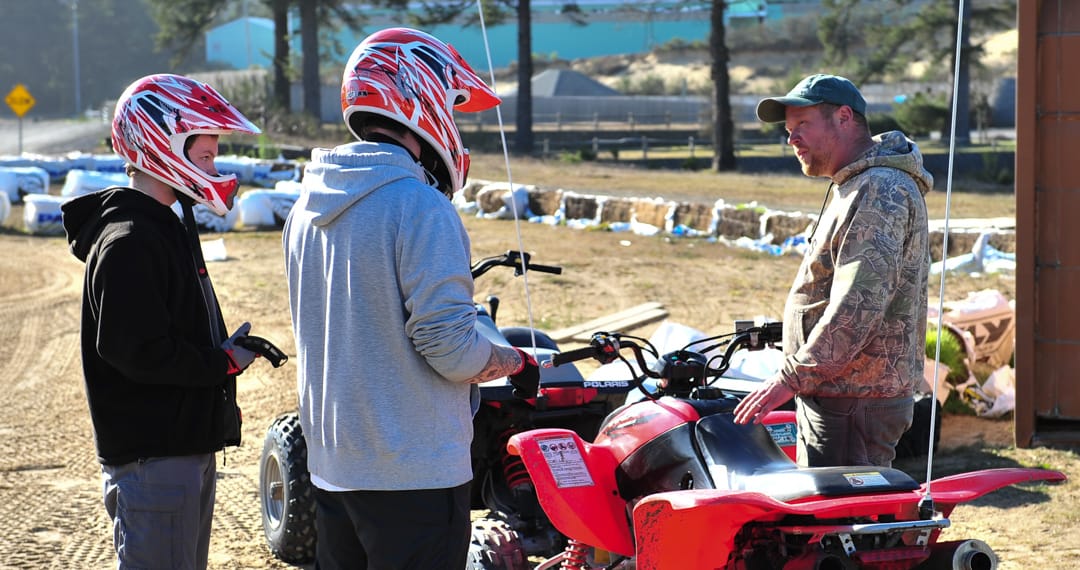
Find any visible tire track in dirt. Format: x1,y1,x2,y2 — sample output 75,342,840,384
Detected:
0,236,114,569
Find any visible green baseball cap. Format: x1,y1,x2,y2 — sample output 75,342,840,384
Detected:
756,74,867,123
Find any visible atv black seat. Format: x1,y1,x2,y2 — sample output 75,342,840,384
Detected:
694,414,920,502
732,466,920,502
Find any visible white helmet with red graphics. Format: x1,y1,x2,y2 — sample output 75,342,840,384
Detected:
111,73,261,215
341,27,500,196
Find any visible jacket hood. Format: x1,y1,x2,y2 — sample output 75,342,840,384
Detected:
300,141,429,227
61,188,180,262
834,130,934,196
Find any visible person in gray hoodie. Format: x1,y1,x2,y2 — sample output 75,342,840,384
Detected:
733,74,933,469
281,28,540,570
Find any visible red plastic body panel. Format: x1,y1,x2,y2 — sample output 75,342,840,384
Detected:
592,397,701,464
633,467,1066,568
507,428,635,555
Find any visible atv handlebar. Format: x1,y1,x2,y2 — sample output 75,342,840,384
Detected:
471,250,563,280
544,332,626,368
543,322,783,399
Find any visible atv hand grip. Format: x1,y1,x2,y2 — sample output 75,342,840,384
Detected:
526,263,562,275
234,335,289,368
546,345,600,368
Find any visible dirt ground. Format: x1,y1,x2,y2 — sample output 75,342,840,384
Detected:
0,194,1076,569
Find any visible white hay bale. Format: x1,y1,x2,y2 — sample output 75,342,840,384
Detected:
61,169,129,197
24,194,68,236
238,184,301,228
216,156,256,185
192,203,239,233
8,166,50,201
0,190,10,225
0,169,17,203
89,154,126,173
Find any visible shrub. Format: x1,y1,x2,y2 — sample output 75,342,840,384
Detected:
893,93,949,137
868,112,903,135
926,326,968,385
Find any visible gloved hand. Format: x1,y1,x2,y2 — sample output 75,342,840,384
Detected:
509,347,540,399
222,322,259,375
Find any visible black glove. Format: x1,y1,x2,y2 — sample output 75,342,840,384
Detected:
222,322,258,375
509,347,540,399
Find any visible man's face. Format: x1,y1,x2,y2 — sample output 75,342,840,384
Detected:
185,134,233,207
784,105,840,178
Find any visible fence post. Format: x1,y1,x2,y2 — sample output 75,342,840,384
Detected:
593,112,599,131
592,136,599,155
641,136,648,161
628,112,635,132
689,136,695,159
666,111,672,130
543,138,550,157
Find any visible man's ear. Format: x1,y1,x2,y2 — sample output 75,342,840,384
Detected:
836,104,855,127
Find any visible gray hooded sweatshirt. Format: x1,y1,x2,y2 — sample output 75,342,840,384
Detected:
779,130,933,399
283,141,486,491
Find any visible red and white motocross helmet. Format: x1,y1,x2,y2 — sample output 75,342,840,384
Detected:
111,74,261,215
341,27,500,196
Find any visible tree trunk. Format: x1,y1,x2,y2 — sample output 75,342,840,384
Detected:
300,0,320,120
271,0,290,112
515,0,534,155
710,0,736,171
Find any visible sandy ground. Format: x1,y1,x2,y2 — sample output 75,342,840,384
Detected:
0,214,1073,570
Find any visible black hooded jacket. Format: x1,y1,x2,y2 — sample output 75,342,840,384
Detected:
61,187,241,465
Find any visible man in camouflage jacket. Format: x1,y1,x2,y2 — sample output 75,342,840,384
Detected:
734,74,932,468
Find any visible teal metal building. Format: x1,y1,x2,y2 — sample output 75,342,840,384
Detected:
204,1,778,71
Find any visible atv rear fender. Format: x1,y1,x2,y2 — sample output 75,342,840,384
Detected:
507,428,634,556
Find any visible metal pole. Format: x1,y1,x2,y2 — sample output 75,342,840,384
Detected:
243,0,252,67
18,117,23,155
71,0,81,116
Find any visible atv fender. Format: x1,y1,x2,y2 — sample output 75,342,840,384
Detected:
507,428,634,556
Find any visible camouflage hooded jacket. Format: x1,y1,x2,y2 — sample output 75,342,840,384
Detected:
778,130,933,398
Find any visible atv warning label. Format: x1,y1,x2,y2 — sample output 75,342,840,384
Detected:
765,422,797,447
842,471,890,487
538,436,595,488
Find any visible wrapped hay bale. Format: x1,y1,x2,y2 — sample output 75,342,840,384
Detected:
24,194,68,235
527,188,562,217
238,183,301,229
631,198,675,230
61,169,128,197
562,192,599,222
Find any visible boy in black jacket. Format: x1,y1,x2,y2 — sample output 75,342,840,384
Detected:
61,74,266,570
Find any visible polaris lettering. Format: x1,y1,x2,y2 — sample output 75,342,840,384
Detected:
584,380,630,388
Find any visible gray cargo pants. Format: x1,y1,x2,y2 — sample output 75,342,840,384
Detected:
102,453,216,570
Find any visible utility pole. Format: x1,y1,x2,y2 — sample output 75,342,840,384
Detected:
71,0,81,115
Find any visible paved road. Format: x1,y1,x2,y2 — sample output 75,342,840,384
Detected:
0,117,110,156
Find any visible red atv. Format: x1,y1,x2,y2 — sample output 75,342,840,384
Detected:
257,251,638,566
508,323,1067,569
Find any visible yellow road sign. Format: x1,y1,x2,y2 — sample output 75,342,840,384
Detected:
5,84,35,118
